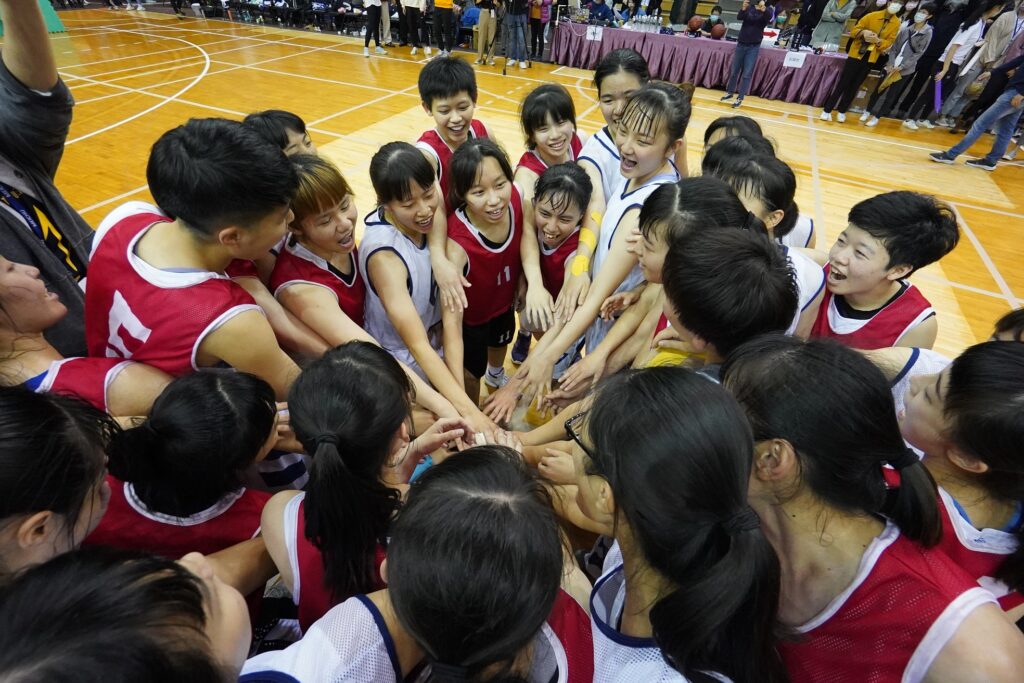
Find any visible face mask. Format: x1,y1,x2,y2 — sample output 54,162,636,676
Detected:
710,13,719,20
887,2,902,12
914,10,928,21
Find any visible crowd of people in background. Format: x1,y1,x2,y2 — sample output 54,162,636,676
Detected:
4,0,1024,680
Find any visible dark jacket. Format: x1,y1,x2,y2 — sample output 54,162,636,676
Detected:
736,4,774,44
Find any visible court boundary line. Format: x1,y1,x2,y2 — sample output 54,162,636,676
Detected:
65,26,212,145
949,205,1021,307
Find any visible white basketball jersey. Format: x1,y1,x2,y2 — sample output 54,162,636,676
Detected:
591,542,731,683
578,126,621,204
586,169,679,351
240,594,574,683
779,214,815,249
239,595,400,682
783,246,826,336
359,209,442,381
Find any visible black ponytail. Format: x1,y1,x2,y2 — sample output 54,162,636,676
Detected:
586,367,788,683
389,447,562,683
287,342,410,600
108,371,276,517
638,176,769,248
944,341,1024,591
702,149,800,240
722,335,942,546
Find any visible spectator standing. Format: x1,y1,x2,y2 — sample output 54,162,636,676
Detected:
433,0,457,55
937,0,1023,126
903,0,1004,129
0,0,94,358
529,0,551,59
720,0,775,108
811,0,856,47
475,0,498,63
930,52,1024,170
861,3,935,126
381,0,394,45
958,7,1024,128
506,0,530,67
364,0,389,54
794,0,826,48
405,0,432,55
820,3,902,122
700,5,725,34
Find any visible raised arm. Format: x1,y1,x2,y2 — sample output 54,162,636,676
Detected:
0,0,58,91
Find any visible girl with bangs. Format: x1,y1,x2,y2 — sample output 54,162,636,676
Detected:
271,154,456,420
507,82,690,408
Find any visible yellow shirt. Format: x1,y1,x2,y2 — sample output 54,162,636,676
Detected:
848,9,901,63
435,0,453,9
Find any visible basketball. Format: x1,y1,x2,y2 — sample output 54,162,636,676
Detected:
688,15,704,31
711,23,727,39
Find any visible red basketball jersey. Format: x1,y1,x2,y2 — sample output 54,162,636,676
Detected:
448,185,524,326
270,239,366,328
31,357,133,412
287,494,387,632
85,475,269,558
654,313,670,336
811,267,934,350
515,133,584,177
936,487,1024,611
85,202,261,376
781,523,994,683
546,589,595,683
416,119,488,212
539,228,579,299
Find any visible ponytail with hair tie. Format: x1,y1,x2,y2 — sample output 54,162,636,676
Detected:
313,433,340,451
887,448,920,471
722,506,761,535
430,661,470,681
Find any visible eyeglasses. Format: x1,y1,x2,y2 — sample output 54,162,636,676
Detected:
564,411,595,461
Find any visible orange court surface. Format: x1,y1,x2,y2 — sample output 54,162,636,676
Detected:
23,8,1024,357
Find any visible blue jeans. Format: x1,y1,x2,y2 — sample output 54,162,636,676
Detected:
947,89,1024,165
727,43,760,98
505,13,528,61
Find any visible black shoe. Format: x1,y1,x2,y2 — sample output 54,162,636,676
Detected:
720,93,733,101
965,158,997,171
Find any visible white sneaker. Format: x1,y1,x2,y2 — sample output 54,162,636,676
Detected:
819,111,832,122
917,119,934,129
902,119,919,131
411,47,418,55
424,46,432,57
836,112,846,123
866,116,879,127
363,47,370,57
483,369,510,389
859,111,870,122
519,60,527,68
375,46,388,55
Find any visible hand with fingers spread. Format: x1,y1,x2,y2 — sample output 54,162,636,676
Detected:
482,377,524,425
538,447,576,485
513,353,556,412
523,287,555,331
556,351,607,395
554,272,590,323
599,290,639,321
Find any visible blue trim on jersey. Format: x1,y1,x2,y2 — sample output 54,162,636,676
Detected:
355,594,403,683
804,217,815,248
364,247,414,298
617,171,678,201
22,370,46,392
594,127,620,160
801,271,826,313
889,347,921,388
604,203,643,251
577,155,606,188
590,564,660,648
952,496,1024,534
239,671,302,683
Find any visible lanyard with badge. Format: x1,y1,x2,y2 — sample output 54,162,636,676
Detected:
0,182,46,240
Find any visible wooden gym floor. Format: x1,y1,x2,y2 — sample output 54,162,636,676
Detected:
20,9,1024,357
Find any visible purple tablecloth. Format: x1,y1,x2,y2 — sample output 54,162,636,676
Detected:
551,24,846,107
